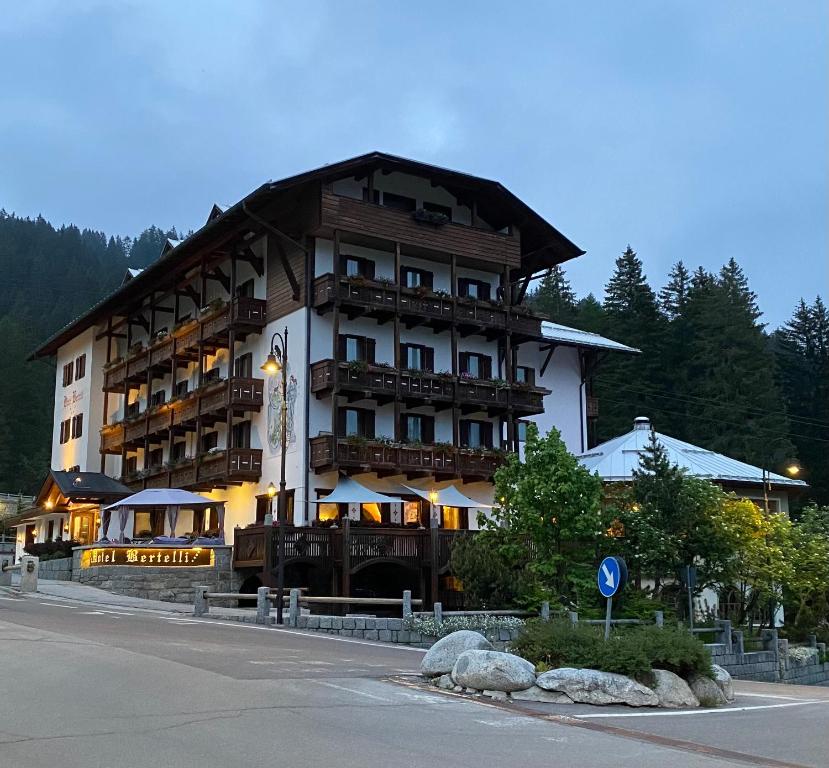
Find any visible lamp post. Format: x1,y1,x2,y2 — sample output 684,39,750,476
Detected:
261,327,289,624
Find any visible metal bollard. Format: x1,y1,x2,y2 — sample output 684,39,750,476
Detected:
433,601,443,628
402,590,413,620
540,601,550,622
19,556,38,593
288,588,300,627
193,585,209,617
256,586,271,624
654,610,664,628
568,611,579,626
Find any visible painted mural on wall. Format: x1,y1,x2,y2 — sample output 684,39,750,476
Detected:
267,363,298,454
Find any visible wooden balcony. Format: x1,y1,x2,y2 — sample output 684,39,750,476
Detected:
309,435,505,480
510,385,548,415
103,297,266,392
100,378,264,453
310,360,397,403
456,378,509,413
311,273,542,338
319,190,521,267
125,448,264,493
399,370,454,406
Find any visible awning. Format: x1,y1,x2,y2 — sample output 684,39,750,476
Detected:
314,476,402,505
404,485,493,508
103,488,215,511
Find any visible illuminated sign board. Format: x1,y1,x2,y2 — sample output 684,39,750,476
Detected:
80,547,214,568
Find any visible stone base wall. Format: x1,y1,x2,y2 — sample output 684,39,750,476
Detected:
38,556,73,581
71,546,241,603
707,639,829,685
292,614,520,649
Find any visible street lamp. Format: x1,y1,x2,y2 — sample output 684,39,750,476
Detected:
264,481,276,526
261,327,289,624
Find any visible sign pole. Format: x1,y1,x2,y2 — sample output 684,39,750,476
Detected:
686,565,694,631
604,596,613,640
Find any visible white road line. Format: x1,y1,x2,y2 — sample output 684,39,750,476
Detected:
313,680,394,702
37,602,75,608
734,691,816,701
575,700,827,718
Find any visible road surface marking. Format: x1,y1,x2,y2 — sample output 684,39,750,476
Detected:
575,699,826,718
37,602,75,608
735,691,817,701
313,680,394,702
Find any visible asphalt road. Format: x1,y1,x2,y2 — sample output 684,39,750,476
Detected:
1,592,827,768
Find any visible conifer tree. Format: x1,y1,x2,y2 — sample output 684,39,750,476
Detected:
659,261,691,320
529,264,578,325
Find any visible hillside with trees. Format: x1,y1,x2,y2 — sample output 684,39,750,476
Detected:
531,249,829,506
0,211,179,494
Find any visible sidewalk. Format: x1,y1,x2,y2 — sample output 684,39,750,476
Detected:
14,578,271,623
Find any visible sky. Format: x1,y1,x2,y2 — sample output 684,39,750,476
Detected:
0,1,826,329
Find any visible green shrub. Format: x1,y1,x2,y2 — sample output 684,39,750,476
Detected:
23,540,79,560
511,619,712,682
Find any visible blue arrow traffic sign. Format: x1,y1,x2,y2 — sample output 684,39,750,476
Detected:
597,556,622,598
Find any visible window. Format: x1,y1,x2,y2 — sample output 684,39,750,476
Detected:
381,191,416,212
457,277,491,301
401,343,434,372
460,420,493,449
171,441,187,462
235,279,254,298
340,254,375,279
150,390,166,407
338,334,375,364
515,366,535,386
232,420,251,449
442,506,468,530
147,448,163,468
459,352,492,380
175,380,189,398
234,353,253,378
74,354,86,381
516,421,529,442
126,401,140,419
201,431,219,453
59,419,71,445
62,362,73,388
401,413,435,444
423,201,453,221
124,455,138,475
338,407,375,439
71,414,83,439
400,266,434,289
203,367,220,384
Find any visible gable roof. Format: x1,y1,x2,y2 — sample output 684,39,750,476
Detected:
32,152,584,359
578,417,808,489
35,470,132,507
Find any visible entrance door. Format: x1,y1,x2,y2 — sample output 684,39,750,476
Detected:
71,512,96,545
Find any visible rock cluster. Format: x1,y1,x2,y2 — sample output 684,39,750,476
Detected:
421,630,736,710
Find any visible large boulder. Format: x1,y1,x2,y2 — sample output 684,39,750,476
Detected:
511,685,574,704
689,675,727,707
420,631,493,677
451,650,537,692
651,669,700,708
711,664,735,702
536,668,658,707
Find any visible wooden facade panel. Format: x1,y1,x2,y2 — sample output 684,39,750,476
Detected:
320,191,521,267
266,235,306,321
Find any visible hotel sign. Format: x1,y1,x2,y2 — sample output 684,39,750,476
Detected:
81,547,214,568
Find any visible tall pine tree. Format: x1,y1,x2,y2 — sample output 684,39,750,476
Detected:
529,264,578,325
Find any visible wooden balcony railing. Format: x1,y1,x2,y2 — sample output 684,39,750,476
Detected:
123,448,263,493
456,378,509,409
100,378,264,454
103,297,267,392
311,273,542,337
309,435,505,479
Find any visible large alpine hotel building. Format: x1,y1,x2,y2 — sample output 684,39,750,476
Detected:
25,153,636,600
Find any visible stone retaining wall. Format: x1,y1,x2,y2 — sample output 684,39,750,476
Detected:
38,556,73,581
292,614,521,649
707,631,829,685
71,546,240,603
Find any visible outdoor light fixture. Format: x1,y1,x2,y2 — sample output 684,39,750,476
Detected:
267,482,277,498
428,490,439,506
785,462,801,477
44,500,53,510
260,353,281,375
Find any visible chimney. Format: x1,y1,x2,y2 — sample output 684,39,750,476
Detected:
633,416,651,431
